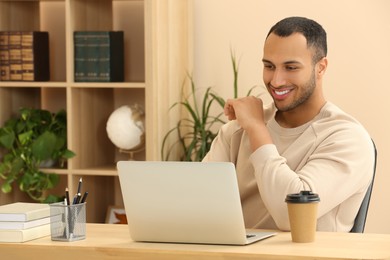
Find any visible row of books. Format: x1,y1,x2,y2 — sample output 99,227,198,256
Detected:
74,31,124,82
0,31,50,81
0,202,52,243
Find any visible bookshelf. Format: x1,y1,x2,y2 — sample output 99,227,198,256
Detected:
0,0,192,223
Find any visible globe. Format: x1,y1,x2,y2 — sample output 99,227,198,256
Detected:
106,104,145,154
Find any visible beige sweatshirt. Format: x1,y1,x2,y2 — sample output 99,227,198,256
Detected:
203,102,375,232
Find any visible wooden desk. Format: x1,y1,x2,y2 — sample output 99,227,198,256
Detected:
1,223,390,260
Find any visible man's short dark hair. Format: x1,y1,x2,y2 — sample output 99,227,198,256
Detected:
266,17,327,63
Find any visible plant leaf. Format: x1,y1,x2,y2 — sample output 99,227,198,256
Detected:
1,182,12,193
31,131,57,161
0,130,15,149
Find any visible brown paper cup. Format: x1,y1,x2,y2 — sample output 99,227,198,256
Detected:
285,191,320,243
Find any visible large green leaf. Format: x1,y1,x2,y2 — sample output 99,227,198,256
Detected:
0,131,15,149
31,131,57,161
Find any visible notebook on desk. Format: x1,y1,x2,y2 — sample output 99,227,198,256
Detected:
117,161,276,245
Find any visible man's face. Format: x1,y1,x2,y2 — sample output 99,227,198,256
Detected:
262,33,319,112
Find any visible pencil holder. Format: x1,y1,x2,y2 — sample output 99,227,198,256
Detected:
50,202,86,241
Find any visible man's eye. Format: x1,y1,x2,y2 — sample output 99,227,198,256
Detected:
286,66,298,71
264,64,274,70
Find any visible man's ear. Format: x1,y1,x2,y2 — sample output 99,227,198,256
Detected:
317,57,328,76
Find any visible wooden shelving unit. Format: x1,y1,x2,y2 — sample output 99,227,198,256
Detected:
0,0,192,223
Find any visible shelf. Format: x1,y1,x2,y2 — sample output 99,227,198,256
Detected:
0,82,67,88
0,0,192,223
70,82,145,89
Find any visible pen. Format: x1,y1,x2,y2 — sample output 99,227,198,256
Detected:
80,191,89,203
72,194,78,205
75,192,82,204
77,177,83,194
65,187,70,205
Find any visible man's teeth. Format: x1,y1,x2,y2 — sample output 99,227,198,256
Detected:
275,89,290,95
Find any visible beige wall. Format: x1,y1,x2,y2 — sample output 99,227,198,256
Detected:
193,0,390,233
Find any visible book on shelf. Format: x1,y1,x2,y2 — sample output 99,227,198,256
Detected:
9,31,22,81
0,202,50,222
21,31,50,81
0,31,50,81
0,31,10,80
74,31,124,82
0,223,50,243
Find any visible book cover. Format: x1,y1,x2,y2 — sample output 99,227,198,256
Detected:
74,31,88,81
0,223,50,243
21,31,50,81
0,202,50,222
0,216,51,230
74,31,124,82
0,31,10,81
98,31,124,82
8,31,22,81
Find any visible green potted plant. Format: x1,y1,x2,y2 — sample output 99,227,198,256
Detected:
0,108,76,202
161,51,261,161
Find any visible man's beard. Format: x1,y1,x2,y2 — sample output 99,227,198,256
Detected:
272,69,316,112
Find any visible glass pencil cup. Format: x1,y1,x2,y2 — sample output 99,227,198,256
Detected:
50,202,86,241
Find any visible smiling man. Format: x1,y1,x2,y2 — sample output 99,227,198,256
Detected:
202,17,375,232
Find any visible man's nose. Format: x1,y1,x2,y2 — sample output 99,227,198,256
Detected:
270,69,287,87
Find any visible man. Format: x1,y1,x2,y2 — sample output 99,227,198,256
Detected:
202,17,375,232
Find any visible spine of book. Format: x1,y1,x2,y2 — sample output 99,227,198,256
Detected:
21,32,34,81
0,223,50,243
102,31,124,82
98,32,110,82
75,31,104,82
85,32,101,82
0,202,50,222
0,31,10,81
0,216,51,230
74,31,88,82
9,31,22,81
21,31,50,81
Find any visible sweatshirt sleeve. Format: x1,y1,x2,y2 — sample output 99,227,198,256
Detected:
202,121,241,162
249,127,375,231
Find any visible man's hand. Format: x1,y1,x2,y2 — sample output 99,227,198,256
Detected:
224,96,272,151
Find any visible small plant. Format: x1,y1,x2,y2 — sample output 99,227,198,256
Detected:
0,108,76,202
161,51,261,161
161,75,226,161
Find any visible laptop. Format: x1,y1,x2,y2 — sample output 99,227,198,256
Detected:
117,161,276,245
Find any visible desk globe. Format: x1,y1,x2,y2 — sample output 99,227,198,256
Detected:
106,104,145,160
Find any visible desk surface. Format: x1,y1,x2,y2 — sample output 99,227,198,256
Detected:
1,223,390,260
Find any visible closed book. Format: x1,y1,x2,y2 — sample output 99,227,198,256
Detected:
74,31,124,82
21,31,50,81
0,216,51,230
8,31,22,81
98,31,124,82
74,31,88,81
0,202,50,222
0,31,10,80
0,223,50,243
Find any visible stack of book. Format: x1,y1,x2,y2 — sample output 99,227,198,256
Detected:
0,202,51,243
74,31,124,82
0,31,50,81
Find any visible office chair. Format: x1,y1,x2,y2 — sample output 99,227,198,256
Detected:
350,140,377,233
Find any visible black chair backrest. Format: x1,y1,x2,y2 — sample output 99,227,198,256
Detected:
350,140,377,233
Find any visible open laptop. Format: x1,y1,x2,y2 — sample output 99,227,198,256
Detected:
117,161,276,245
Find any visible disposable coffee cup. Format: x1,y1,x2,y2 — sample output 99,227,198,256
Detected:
285,191,320,243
